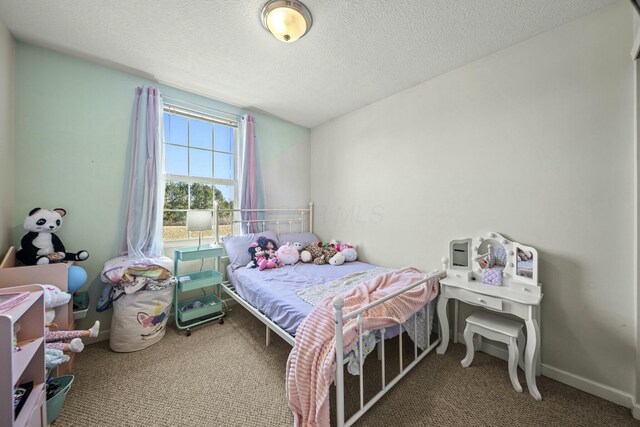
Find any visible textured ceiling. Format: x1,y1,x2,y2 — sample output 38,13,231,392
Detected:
0,0,618,128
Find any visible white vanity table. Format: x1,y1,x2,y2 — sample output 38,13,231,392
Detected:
436,232,543,400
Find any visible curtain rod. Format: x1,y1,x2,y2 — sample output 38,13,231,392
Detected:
163,104,239,128
161,95,244,122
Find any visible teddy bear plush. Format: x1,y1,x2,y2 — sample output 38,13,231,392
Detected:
16,208,89,266
300,242,337,265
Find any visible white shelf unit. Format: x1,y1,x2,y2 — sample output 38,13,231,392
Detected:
0,285,47,427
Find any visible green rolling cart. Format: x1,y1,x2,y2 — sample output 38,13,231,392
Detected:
174,246,225,336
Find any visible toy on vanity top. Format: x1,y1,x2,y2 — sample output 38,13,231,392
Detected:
16,208,89,266
277,243,300,265
475,243,506,286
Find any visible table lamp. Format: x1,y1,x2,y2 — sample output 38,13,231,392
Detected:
186,210,213,249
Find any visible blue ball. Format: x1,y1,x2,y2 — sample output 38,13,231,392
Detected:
67,266,88,293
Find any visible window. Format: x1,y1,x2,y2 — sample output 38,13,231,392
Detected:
162,105,237,241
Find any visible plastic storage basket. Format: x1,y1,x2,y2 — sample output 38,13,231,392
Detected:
47,375,74,424
178,294,223,322
72,292,90,320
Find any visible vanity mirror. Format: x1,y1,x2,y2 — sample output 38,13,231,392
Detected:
474,238,507,286
475,239,507,269
449,239,471,269
445,232,539,290
514,244,538,284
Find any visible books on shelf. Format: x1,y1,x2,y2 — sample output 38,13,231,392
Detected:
0,292,30,313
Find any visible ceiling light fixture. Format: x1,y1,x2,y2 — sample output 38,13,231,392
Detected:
261,0,313,43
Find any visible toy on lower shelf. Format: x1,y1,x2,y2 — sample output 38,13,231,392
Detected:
45,321,100,353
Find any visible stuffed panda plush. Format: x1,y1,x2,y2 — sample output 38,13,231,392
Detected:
16,208,89,266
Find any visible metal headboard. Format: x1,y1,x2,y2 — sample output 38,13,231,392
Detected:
214,202,314,242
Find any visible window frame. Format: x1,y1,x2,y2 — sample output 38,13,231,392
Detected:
162,104,239,243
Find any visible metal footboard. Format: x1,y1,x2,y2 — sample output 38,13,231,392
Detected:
333,261,448,427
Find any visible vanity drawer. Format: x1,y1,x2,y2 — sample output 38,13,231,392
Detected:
446,287,503,311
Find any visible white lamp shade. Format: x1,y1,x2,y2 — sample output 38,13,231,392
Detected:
186,210,213,232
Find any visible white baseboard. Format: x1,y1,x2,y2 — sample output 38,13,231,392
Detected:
454,332,634,412
632,403,640,420
542,364,633,410
83,329,110,345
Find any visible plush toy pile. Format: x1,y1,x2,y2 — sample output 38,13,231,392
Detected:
247,237,358,270
247,236,282,270
299,240,358,266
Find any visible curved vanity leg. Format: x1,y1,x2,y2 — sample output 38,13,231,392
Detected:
436,295,449,354
508,336,522,393
453,300,459,344
461,325,475,367
524,318,542,401
517,329,525,371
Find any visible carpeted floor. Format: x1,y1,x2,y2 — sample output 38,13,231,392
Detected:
56,307,638,426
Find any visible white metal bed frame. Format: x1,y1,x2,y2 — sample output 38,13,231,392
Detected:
216,203,446,427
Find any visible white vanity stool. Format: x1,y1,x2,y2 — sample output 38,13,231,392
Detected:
461,311,525,394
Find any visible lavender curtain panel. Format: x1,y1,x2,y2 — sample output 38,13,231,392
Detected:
239,114,265,234
121,86,165,258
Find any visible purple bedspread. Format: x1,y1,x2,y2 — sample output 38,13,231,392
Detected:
227,261,378,335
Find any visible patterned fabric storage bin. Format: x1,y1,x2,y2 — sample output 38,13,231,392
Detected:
110,285,173,352
482,267,504,286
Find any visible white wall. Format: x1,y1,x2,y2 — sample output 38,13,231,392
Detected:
0,20,15,257
311,1,634,401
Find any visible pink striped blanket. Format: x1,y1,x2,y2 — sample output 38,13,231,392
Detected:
286,267,440,426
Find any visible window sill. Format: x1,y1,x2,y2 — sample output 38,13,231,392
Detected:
163,237,221,250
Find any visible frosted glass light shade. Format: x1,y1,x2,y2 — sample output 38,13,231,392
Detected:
262,0,312,43
186,210,212,232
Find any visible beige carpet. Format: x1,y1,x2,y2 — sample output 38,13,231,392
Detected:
55,307,638,426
